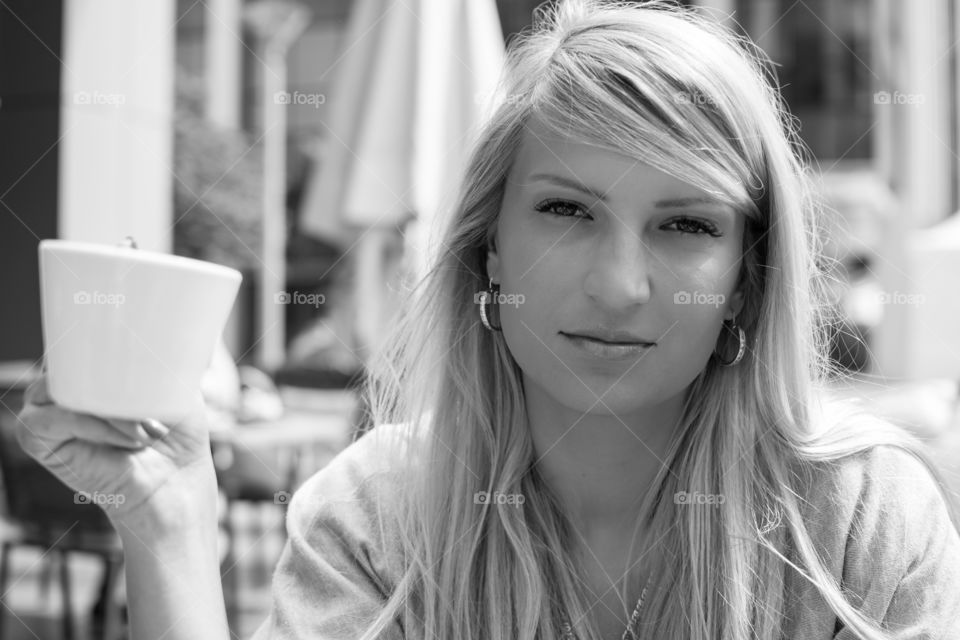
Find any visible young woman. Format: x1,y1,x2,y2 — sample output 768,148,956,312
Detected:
17,1,960,639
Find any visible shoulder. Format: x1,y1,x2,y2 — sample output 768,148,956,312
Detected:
802,444,955,562
253,425,419,639
804,444,953,537
284,422,419,585
791,444,960,630
291,421,418,509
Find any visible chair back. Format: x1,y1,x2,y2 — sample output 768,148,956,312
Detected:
0,387,115,538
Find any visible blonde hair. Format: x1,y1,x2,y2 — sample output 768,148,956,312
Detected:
352,1,960,639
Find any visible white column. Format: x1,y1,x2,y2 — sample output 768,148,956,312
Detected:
204,0,243,130
870,0,954,379
259,46,288,370
956,0,960,213
894,0,952,228
872,0,895,187
244,2,310,370
59,0,175,251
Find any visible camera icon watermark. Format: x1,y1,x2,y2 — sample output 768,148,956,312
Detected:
873,90,925,107
274,91,326,108
674,490,725,506
473,291,525,308
473,490,525,506
74,490,126,508
274,490,292,505
673,90,718,107
73,90,126,107
875,290,925,307
274,291,325,308
474,90,529,107
73,290,125,308
673,290,724,308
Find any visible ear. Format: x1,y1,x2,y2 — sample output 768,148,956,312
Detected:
485,238,501,285
726,288,745,321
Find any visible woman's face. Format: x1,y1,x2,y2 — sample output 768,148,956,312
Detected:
486,118,746,416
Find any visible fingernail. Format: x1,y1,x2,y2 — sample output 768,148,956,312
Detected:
141,419,170,439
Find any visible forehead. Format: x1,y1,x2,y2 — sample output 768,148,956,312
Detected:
508,117,711,199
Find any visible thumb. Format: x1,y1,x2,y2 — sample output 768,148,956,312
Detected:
24,374,53,407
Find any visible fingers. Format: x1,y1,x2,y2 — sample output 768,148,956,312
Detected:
105,418,155,443
104,418,170,443
16,403,148,459
140,418,171,440
21,375,180,448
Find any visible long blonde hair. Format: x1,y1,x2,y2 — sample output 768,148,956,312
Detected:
352,2,960,638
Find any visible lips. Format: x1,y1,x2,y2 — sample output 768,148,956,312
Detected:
561,331,655,346
560,333,655,360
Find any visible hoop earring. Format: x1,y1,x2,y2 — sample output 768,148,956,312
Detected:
715,317,746,367
478,278,502,332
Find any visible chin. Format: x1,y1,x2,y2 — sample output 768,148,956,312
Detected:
560,384,662,416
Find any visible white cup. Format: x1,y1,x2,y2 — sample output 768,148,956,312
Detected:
38,239,243,424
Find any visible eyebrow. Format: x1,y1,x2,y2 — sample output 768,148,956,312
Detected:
525,173,728,209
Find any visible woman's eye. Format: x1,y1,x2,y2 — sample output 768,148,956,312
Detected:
532,202,721,237
534,198,590,219
663,217,722,237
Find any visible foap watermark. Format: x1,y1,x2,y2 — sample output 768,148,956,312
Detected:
673,290,725,308
876,290,925,307
274,91,326,108
674,490,725,506
474,490,525,506
473,291,525,308
274,490,292,505
673,90,718,107
474,90,530,107
73,290,125,308
873,90,925,107
74,490,126,508
275,291,325,308
73,90,126,107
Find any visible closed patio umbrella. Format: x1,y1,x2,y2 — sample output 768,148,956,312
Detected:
297,0,505,362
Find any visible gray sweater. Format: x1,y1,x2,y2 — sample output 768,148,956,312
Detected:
249,422,960,639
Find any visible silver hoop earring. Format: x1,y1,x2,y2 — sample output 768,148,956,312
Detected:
716,318,746,367
478,278,502,332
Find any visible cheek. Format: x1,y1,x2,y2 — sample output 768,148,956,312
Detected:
673,250,740,304
665,258,738,333
493,240,572,375
496,297,567,398
496,270,562,351
494,216,570,323
499,215,560,279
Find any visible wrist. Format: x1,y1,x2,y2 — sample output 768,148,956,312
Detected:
115,498,220,548
112,464,221,542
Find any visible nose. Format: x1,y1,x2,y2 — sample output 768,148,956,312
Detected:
582,229,653,309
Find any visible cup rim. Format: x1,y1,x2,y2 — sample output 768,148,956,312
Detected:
39,239,242,282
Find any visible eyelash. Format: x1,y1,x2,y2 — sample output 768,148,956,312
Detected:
533,198,723,237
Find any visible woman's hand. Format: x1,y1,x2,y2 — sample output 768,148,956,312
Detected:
15,374,219,535
17,375,234,638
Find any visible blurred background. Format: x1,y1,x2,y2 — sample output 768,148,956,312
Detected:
1,0,960,638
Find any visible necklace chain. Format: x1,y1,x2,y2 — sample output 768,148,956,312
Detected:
558,574,653,640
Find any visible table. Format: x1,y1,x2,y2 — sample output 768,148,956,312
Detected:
207,389,358,489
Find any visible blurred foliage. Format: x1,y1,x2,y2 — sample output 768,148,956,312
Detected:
172,68,263,271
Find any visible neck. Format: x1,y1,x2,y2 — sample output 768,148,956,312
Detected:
524,377,686,535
